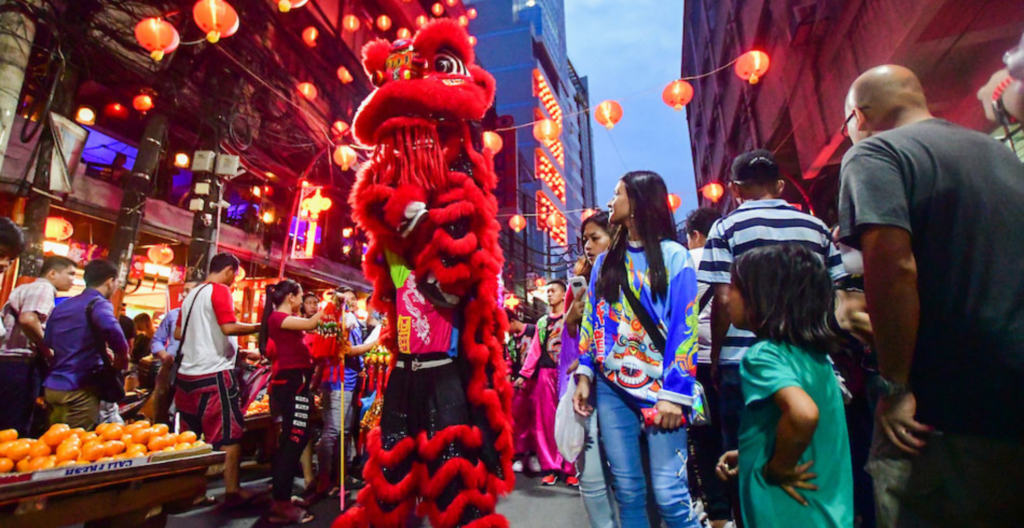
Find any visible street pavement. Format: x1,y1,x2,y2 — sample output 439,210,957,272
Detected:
163,469,589,528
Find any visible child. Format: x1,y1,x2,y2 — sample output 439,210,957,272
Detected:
716,244,853,528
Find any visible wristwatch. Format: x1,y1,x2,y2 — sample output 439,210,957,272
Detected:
876,376,911,398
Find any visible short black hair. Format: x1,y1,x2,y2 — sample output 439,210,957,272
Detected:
302,292,319,302
504,308,521,323
337,286,355,295
684,207,721,238
209,253,240,274
83,259,118,289
40,256,76,277
548,279,567,292
731,149,780,185
0,217,25,258
730,244,837,354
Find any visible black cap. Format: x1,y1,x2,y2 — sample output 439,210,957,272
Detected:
730,149,779,183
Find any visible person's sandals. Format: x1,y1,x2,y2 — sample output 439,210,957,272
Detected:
269,503,315,525
291,485,326,508
223,490,266,510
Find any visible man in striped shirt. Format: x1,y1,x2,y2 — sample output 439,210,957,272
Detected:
697,149,846,455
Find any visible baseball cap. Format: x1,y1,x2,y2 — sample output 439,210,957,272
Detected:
730,149,780,184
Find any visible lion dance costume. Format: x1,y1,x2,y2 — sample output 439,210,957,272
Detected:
334,20,514,528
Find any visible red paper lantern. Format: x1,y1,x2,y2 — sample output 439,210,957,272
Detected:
482,131,503,153
546,214,565,229
431,3,444,16
468,35,477,46
533,119,561,142
133,94,154,112
534,277,546,288
332,120,350,137
595,100,623,130
415,15,428,28
342,15,360,32
147,244,175,265
397,28,411,39
446,0,457,6
702,182,725,203
467,7,477,19
333,145,358,170
134,17,179,62
45,217,74,241
509,214,527,233
193,0,240,44
297,82,317,101
302,26,318,47
581,208,596,222
376,15,392,31
277,0,307,13
735,50,770,85
662,80,694,111
337,66,354,84
668,193,682,212
103,102,128,120
458,15,469,27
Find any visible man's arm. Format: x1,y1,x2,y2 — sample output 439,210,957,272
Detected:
220,322,260,336
94,302,130,371
151,313,172,354
17,311,45,346
709,283,731,379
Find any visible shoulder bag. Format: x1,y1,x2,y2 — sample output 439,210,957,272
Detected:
85,299,126,403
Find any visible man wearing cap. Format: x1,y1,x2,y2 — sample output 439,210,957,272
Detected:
697,149,846,476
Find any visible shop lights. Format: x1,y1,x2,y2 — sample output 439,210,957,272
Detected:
74,106,96,126
535,149,565,203
174,152,190,168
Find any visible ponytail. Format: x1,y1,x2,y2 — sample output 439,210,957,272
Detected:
258,279,302,356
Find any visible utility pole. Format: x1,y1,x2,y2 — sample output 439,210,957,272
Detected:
110,114,168,284
18,63,77,280
0,0,39,176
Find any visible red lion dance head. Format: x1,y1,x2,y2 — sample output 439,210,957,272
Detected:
337,20,513,528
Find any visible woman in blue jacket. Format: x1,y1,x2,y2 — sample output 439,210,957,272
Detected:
573,171,701,528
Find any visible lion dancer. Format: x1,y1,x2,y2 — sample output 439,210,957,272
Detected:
335,20,514,528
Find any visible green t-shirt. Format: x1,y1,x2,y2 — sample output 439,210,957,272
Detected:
738,340,853,528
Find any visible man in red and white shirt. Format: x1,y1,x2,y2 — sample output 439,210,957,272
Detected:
174,253,259,507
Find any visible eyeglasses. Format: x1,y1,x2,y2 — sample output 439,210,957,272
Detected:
840,110,857,138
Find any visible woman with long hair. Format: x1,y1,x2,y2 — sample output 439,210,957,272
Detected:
573,171,702,528
563,211,620,528
131,313,155,364
258,279,323,524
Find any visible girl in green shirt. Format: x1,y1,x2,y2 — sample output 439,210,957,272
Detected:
716,244,854,528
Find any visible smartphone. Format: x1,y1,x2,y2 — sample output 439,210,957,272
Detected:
569,275,587,298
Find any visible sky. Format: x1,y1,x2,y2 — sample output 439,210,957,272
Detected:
564,0,697,224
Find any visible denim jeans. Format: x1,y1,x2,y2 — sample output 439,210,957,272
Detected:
597,379,701,528
579,406,619,528
317,386,354,484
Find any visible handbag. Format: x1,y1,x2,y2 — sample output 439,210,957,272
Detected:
84,299,126,403
619,274,710,427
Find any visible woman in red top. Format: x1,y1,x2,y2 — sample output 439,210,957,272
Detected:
258,279,323,524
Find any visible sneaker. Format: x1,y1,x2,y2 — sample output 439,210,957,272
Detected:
512,460,524,473
528,456,542,474
541,474,558,486
565,475,579,487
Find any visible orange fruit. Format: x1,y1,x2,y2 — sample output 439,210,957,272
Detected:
0,440,16,458
127,444,147,457
147,435,170,452
178,431,198,444
29,455,56,471
162,446,175,452
0,429,17,442
95,456,113,463
112,453,130,460
173,442,192,451
164,433,178,445
56,442,81,462
42,428,72,447
123,423,145,438
120,433,134,446
27,440,50,458
69,427,85,438
131,420,151,429
132,428,153,445
103,440,126,457
99,424,123,441
0,458,12,473
80,432,98,444
81,442,106,462
58,460,77,467
151,424,169,437
16,457,32,473
5,440,31,462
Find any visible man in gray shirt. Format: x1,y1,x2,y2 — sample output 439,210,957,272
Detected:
838,65,1023,528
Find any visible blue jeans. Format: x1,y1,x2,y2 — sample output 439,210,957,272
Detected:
597,379,701,528
579,406,619,528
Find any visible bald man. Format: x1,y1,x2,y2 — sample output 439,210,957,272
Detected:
837,65,1024,528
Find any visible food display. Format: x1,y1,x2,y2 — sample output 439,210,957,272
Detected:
245,393,270,416
0,422,204,475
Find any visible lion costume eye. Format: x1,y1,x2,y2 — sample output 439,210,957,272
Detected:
433,51,467,75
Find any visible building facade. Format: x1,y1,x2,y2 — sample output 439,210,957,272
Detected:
470,0,596,309
683,0,1024,223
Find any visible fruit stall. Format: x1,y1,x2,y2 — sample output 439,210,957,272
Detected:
0,423,224,528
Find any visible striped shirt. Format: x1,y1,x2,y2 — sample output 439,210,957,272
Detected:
697,199,846,364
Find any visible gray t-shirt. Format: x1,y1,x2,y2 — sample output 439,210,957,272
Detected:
838,118,1024,439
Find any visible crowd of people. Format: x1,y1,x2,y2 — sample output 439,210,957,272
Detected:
0,58,1020,528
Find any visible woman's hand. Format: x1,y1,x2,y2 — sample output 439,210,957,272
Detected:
716,450,738,482
573,376,593,417
654,400,684,430
764,458,819,506
513,377,525,389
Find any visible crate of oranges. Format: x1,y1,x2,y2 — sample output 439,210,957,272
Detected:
245,393,270,417
0,422,210,485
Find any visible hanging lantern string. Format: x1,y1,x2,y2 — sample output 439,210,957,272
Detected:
495,56,742,133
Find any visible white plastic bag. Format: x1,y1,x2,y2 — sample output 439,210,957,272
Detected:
555,377,587,463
